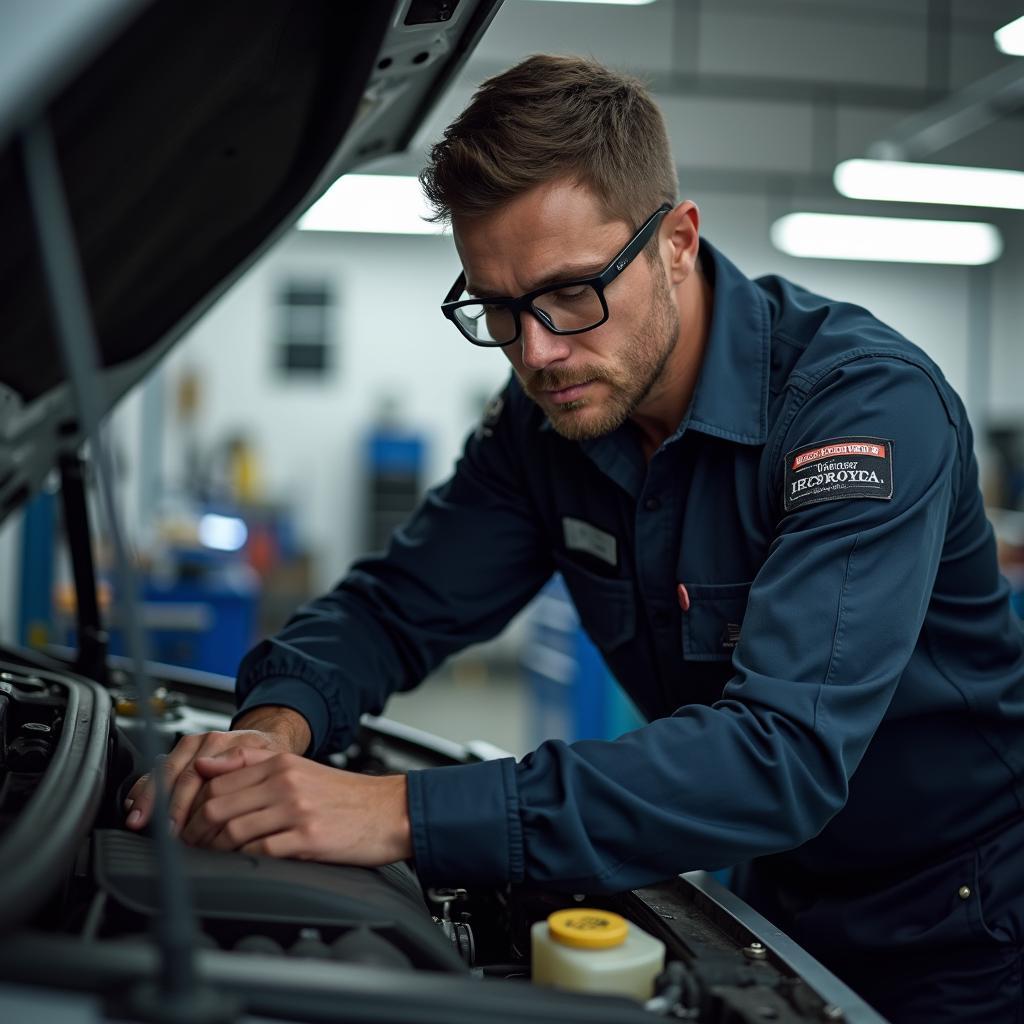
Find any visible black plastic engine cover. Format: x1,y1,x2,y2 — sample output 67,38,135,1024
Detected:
92,829,464,972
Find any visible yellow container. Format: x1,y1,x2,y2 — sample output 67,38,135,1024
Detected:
531,908,665,1001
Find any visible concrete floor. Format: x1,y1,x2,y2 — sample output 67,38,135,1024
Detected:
382,656,531,758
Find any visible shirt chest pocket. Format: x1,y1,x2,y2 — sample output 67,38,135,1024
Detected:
552,552,636,652
680,581,753,662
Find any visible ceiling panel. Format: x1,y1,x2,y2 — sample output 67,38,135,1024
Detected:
949,0,1024,31
470,0,679,74
934,114,1024,170
949,32,1022,90
658,93,815,175
835,106,909,162
698,0,929,24
696,8,928,88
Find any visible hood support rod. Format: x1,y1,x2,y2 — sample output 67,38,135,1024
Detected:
58,452,109,686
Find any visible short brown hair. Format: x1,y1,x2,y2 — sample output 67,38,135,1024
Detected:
420,54,677,232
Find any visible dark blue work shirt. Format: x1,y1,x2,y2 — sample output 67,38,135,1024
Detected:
236,240,1024,894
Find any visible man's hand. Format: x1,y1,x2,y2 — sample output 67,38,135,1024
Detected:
179,749,412,866
123,706,311,835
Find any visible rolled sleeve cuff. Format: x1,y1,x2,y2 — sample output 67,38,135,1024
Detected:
406,758,524,886
231,677,330,755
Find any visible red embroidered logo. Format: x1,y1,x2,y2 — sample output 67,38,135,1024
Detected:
792,442,886,470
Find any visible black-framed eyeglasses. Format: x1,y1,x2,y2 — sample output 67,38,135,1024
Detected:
441,203,672,347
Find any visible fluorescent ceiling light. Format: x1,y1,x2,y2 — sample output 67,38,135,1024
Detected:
835,159,1024,210
298,175,448,235
771,213,1002,265
994,14,1024,55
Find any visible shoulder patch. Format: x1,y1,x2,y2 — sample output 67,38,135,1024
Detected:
783,436,894,514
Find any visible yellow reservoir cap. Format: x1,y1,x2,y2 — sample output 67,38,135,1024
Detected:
547,909,629,949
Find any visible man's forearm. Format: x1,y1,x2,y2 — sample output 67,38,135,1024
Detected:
233,705,312,755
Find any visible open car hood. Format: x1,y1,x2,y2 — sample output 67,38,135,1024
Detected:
0,0,501,522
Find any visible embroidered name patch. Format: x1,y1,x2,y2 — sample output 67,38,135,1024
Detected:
784,435,894,513
563,517,618,567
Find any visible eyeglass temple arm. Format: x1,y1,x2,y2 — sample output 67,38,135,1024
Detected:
443,272,467,306
595,204,672,287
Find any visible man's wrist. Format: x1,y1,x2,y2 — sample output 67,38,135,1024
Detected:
233,705,312,755
388,774,413,861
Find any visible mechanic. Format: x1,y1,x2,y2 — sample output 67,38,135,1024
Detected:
126,56,1024,1023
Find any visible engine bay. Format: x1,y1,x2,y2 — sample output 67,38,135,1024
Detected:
0,651,884,1023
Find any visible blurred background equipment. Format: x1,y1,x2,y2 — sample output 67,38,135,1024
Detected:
524,575,644,748
363,395,427,553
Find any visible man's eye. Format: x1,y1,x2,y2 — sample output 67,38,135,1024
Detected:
552,286,588,302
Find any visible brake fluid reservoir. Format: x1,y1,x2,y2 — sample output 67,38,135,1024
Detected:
531,908,665,1001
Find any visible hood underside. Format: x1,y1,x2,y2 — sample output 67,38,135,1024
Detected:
0,0,499,520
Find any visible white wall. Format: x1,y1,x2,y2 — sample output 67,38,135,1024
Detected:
157,230,511,592
989,217,1024,425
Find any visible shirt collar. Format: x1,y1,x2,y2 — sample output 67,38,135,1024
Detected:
681,238,770,447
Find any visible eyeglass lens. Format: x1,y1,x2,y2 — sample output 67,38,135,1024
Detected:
454,283,604,344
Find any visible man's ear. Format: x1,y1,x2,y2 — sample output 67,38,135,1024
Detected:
661,201,701,286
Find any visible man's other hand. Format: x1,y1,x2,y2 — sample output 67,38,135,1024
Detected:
123,706,311,835
179,749,413,866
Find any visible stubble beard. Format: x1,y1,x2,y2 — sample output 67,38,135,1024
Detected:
521,274,681,442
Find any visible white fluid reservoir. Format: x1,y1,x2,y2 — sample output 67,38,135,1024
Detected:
531,908,665,1001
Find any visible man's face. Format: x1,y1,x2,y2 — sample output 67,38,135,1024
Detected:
452,180,681,441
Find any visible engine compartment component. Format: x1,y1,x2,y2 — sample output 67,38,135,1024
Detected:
0,670,64,821
0,660,109,932
91,828,464,972
531,907,665,1001
0,649,887,1022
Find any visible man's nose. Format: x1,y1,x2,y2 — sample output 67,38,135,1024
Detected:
519,309,572,370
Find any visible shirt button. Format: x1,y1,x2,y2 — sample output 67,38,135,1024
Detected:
652,610,670,628
644,496,660,511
